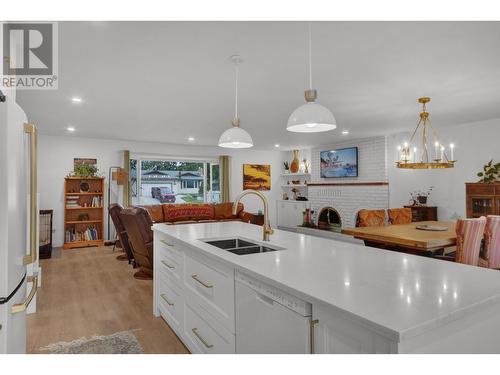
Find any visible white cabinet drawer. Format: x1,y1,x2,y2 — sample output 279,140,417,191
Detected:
155,233,183,261
158,273,184,334
184,302,235,354
184,252,235,332
157,247,183,286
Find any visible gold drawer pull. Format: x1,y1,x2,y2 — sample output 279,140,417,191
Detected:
310,319,319,354
160,239,174,247
12,275,38,314
191,274,213,288
160,293,174,306
161,260,175,269
192,328,213,348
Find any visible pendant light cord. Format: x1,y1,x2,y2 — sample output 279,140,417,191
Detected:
235,61,239,118
308,23,312,90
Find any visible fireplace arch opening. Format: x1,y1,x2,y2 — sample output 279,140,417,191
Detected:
317,207,342,232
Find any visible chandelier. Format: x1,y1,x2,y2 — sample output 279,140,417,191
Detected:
396,97,456,169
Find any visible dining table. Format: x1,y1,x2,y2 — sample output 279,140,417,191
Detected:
341,220,457,256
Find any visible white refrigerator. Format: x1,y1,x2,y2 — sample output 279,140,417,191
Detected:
0,86,38,354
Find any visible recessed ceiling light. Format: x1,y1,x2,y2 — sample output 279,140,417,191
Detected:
71,97,82,103
274,144,280,148
188,137,195,142
66,126,76,132
342,130,349,135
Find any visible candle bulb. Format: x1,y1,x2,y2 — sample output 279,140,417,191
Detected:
403,142,409,162
450,143,455,161
434,141,439,160
440,145,445,161
397,145,402,161
413,147,417,163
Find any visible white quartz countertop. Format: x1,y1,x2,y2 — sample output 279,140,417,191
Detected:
152,221,500,341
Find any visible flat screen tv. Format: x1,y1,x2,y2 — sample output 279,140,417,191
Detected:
320,147,358,178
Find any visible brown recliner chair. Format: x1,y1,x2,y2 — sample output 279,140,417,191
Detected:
108,204,135,264
120,206,154,280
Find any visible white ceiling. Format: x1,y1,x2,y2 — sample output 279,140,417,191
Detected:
17,21,500,150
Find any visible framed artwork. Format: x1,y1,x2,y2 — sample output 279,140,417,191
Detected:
320,147,358,178
74,158,97,170
243,164,271,190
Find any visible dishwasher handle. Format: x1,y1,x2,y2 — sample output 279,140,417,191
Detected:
255,292,274,307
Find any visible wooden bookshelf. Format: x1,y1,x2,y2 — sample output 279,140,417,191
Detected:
63,177,105,249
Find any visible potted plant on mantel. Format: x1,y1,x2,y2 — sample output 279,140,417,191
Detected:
477,160,500,183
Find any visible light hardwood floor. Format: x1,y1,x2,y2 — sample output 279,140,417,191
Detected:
27,245,189,354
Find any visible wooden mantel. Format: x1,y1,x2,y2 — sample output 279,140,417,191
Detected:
306,181,389,187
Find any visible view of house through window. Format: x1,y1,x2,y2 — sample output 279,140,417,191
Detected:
130,158,220,205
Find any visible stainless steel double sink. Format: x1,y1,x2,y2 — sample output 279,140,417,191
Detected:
202,237,285,255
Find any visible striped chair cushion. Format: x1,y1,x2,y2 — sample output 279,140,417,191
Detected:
484,215,500,269
456,217,487,266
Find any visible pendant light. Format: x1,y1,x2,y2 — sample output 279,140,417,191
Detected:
218,55,253,148
287,24,337,133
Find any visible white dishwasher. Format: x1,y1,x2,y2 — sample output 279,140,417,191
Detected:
235,271,312,354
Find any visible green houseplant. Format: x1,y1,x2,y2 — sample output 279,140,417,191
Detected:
477,160,500,183
68,163,100,178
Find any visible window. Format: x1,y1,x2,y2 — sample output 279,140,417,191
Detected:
130,158,220,205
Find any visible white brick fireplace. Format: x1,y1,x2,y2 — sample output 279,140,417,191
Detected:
308,184,389,228
308,136,389,229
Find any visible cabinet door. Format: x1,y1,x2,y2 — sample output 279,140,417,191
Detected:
312,305,396,354
470,196,495,218
292,203,305,227
277,202,287,227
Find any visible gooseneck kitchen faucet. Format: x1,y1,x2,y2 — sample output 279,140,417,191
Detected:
232,189,274,241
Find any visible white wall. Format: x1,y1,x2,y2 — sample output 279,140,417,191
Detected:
38,134,283,247
388,118,500,220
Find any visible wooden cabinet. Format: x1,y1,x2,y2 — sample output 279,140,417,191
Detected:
277,200,309,230
466,183,500,218
404,205,438,222
63,177,104,249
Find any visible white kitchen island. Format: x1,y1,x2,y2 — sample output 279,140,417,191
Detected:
152,221,500,354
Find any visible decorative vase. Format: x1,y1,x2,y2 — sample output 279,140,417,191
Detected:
290,150,300,173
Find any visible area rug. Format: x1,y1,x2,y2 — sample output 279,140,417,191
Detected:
39,330,144,354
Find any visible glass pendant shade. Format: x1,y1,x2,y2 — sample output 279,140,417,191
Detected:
287,101,337,133
218,119,253,148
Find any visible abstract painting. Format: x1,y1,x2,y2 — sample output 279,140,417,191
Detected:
243,164,271,190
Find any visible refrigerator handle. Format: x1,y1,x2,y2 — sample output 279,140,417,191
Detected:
23,123,38,266
11,275,38,314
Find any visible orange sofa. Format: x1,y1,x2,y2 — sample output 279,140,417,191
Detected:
138,202,257,225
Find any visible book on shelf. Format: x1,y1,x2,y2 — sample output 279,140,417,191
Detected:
91,196,101,207
65,225,99,243
65,195,102,208
66,197,80,208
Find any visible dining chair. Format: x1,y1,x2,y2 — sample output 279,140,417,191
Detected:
450,217,487,266
479,215,500,269
387,208,412,225
356,209,386,227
